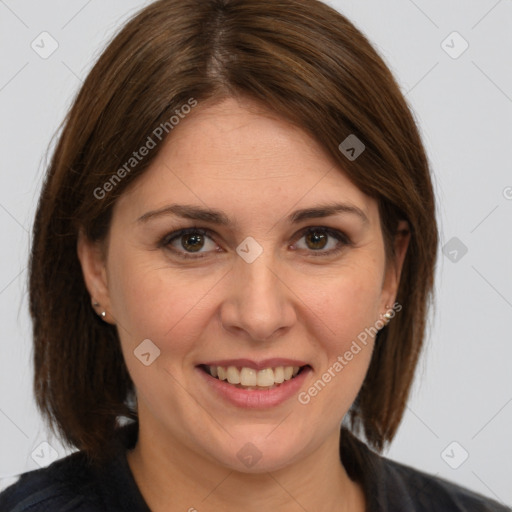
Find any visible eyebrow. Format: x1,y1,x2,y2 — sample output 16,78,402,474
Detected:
137,202,368,225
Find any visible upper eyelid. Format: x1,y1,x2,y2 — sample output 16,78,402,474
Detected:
163,227,215,243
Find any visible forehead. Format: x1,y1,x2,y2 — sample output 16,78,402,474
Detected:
115,97,376,225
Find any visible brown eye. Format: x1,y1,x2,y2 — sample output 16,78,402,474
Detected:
305,230,328,250
181,233,205,252
292,227,350,255
163,228,219,257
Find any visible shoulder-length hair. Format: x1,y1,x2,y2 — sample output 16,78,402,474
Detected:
30,0,437,463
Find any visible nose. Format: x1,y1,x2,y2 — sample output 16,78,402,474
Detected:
219,255,297,342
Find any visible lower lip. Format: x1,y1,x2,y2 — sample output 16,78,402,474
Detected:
196,366,311,409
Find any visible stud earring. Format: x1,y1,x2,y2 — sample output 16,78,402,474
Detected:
92,299,107,320
383,304,393,323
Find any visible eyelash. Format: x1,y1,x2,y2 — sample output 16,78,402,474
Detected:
159,226,352,260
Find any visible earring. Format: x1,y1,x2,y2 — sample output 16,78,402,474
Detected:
383,304,393,324
92,299,107,320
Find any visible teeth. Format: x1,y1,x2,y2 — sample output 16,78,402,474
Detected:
217,367,227,381
207,365,302,388
240,367,257,386
274,366,284,383
257,368,274,387
226,366,240,384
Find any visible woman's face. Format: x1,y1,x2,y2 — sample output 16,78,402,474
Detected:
81,97,407,472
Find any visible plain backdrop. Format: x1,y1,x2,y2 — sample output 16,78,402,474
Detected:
0,0,511,506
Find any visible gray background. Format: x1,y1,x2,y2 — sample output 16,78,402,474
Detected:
1,0,511,506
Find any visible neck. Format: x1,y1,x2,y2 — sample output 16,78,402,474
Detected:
126,421,365,512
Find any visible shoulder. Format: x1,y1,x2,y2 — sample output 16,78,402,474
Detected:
378,455,511,511
0,452,98,511
340,431,510,512
0,423,149,512
0,451,103,512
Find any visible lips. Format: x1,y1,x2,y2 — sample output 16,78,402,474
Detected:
196,362,312,408
200,358,310,371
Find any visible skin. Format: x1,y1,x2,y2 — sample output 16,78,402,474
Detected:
78,96,409,512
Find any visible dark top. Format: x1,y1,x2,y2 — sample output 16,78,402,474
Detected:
0,423,509,511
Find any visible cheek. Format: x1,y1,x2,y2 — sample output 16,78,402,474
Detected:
294,268,383,421
107,247,222,353
300,262,384,343
294,259,384,403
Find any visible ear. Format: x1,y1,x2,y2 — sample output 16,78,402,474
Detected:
380,220,410,311
77,230,115,324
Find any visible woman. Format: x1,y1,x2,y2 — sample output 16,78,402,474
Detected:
0,0,509,510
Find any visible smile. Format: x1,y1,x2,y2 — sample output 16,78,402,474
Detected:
196,363,312,408
201,364,305,389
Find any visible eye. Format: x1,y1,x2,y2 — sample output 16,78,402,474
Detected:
161,228,220,258
160,226,350,259
291,227,350,255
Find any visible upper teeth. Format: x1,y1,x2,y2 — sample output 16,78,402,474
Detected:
209,366,301,387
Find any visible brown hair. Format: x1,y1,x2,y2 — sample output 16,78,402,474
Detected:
30,0,437,463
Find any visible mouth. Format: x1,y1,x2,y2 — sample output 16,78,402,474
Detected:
198,364,310,391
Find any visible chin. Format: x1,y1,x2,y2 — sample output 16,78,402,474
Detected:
208,429,308,474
